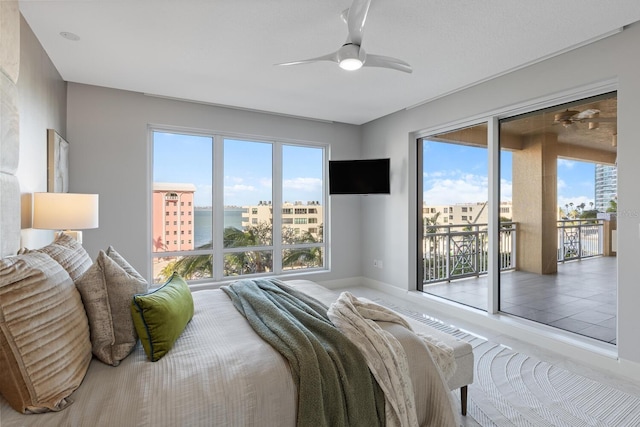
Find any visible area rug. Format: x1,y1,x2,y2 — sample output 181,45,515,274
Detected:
383,303,640,427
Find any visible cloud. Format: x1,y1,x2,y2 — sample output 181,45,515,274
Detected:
557,159,575,169
423,173,488,205
557,179,566,190
500,179,513,201
284,177,322,191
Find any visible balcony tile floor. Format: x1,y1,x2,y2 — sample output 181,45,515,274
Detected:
423,256,617,344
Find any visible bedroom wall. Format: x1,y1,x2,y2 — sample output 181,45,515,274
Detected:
360,22,640,370
66,84,363,285
17,14,67,250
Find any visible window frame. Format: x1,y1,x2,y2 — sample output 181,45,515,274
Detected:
149,126,329,285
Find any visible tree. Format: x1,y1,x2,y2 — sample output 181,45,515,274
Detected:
158,221,324,281
160,242,212,281
282,231,323,269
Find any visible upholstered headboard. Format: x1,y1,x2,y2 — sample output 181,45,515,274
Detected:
0,1,22,257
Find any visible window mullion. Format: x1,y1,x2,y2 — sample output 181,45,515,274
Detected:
213,135,225,281
272,142,283,273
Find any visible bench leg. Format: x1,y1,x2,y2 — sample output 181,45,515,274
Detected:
460,386,468,416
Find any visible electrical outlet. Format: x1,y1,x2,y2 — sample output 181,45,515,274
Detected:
373,259,378,268
378,260,383,269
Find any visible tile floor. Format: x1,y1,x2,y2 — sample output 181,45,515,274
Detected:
423,256,617,344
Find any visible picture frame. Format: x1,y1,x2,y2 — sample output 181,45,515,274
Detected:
47,129,69,193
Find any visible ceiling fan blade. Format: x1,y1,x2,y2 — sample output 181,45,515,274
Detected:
276,52,339,67
346,0,371,46
364,54,413,73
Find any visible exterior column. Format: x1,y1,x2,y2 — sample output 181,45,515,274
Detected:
512,133,558,274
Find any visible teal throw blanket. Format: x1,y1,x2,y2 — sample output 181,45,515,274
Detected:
222,278,385,427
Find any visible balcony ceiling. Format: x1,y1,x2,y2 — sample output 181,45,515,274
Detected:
18,1,640,125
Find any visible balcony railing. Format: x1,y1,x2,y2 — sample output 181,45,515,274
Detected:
422,222,516,284
422,219,606,284
557,219,604,262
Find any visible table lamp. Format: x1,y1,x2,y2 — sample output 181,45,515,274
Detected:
32,192,99,244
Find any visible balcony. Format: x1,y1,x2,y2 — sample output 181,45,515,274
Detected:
422,220,617,344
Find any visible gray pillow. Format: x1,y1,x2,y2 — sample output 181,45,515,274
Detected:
36,232,92,282
0,252,91,413
75,249,148,366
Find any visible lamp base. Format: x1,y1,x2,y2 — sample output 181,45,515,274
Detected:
58,230,83,244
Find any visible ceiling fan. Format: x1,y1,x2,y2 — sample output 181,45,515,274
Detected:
553,109,616,128
276,0,412,73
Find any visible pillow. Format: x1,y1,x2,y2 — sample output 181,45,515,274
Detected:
75,249,148,366
36,232,92,282
0,252,91,413
105,246,146,282
131,273,194,362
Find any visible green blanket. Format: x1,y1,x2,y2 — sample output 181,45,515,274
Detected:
222,279,384,427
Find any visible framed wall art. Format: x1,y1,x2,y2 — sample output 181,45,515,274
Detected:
47,129,69,193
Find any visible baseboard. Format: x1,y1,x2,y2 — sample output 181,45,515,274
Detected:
357,277,640,384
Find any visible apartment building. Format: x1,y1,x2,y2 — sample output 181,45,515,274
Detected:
242,201,323,239
152,183,196,252
422,201,513,226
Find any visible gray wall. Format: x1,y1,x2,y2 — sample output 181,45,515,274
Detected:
66,84,364,284
360,23,640,366
17,15,67,249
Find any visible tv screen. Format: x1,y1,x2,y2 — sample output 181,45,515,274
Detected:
329,158,390,195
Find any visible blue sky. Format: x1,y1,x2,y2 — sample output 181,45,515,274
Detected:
153,132,323,206
153,132,597,210
422,140,596,209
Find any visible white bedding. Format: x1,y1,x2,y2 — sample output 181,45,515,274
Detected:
0,280,455,427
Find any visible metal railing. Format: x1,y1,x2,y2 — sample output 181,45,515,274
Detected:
557,219,604,262
422,219,606,284
422,222,516,284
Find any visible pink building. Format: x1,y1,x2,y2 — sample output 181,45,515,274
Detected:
152,183,196,252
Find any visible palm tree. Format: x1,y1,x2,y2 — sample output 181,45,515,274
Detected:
159,242,213,281
282,231,323,269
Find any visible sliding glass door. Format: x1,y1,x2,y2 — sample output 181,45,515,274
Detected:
418,123,489,311
498,92,618,344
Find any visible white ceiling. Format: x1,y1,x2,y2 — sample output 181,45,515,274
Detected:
18,1,640,125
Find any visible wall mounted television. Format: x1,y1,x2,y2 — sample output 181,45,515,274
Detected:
329,158,390,195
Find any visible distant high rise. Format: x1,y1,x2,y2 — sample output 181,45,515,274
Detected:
595,164,617,212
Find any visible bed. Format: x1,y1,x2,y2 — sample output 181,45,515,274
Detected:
0,238,460,426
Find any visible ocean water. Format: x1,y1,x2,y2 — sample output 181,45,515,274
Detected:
194,208,244,247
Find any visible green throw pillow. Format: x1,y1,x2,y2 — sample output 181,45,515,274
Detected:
131,273,194,361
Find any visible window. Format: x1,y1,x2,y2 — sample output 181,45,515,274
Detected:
309,218,318,224
461,215,468,221
444,208,448,213
152,131,326,284
461,207,468,212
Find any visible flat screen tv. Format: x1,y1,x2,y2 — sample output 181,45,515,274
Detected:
329,158,390,195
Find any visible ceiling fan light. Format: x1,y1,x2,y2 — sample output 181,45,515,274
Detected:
339,57,363,70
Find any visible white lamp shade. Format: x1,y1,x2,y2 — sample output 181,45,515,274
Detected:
33,193,99,230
